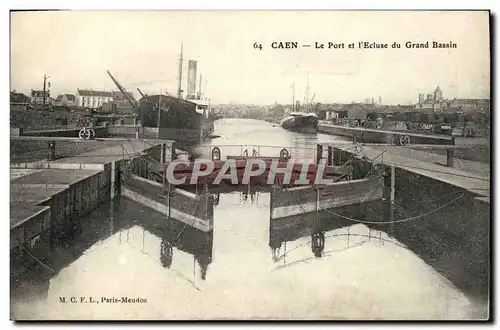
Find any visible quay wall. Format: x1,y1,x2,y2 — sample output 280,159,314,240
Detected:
49,167,111,238
20,125,152,139
10,141,166,256
23,127,109,138
11,167,112,242
318,124,455,145
107,125,141,137
19,125,194,143
10,205,52,276
10,167,111,271
10,206,51,250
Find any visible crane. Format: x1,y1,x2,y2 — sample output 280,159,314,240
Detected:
137,88,147,98
106,70,138,110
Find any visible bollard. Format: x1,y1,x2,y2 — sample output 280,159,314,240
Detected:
327,146,333,165
48,140,56,161
382,167,391,201
446,149,454,167
390,165,396,204
316,144,323,164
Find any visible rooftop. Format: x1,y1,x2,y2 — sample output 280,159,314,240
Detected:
451,99,490,104
10,205,50,229
10,168,100,185
112,91,135,100
77,89,113,97
10,184,67,206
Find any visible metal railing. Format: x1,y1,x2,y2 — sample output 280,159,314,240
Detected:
171,143,356,165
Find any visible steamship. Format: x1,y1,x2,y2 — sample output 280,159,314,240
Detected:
280,111,318,133
280,80,318,133
138,45,215,146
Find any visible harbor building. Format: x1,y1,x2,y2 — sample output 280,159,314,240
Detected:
416,86,490,113
76,89,113,110
54,94,77,107
416,86,445,111
30,90,51,106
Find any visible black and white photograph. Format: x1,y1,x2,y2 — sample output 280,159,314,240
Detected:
8,9,492,321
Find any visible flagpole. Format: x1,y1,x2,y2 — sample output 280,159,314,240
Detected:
157,91,161,139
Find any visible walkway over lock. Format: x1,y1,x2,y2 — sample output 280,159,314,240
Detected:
150,145,358,187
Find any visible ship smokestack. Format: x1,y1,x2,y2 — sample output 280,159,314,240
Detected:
187,60,197,99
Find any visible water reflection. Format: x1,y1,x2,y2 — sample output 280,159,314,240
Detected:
241,185,259,204
268,194,488,317
126,214,214,281
311,231,325,258
11,199,135,303
11,194,484,320
208,185,262,207
269,204,381,266
160,239,173,269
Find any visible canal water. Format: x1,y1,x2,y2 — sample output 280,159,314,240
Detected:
10,119,488,320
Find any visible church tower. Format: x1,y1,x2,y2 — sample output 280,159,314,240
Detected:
434,86,443,102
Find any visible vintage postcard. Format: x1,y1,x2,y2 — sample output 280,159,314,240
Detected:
9,10,491,321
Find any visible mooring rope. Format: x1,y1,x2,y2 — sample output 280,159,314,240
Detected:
19,245,56,274
323,193,465,225
176,197,201,239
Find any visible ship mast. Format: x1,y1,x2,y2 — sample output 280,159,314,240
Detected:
177,42,183,99
305,72,310,109
199,73,203,100
292,81,295,111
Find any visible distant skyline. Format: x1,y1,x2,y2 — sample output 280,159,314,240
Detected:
10,11,490,105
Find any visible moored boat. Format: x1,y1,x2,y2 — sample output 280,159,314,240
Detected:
280,112,319,133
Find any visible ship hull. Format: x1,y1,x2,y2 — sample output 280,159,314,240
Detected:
280,114,318,133
139,94,212,146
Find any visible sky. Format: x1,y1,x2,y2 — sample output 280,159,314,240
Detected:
10,10,490,105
